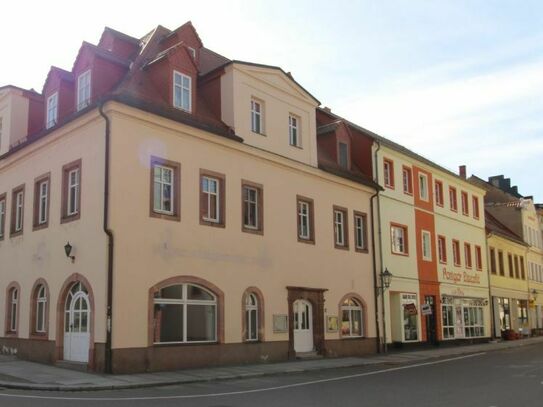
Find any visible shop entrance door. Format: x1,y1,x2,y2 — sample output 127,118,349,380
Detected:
293,299,313,352
424,295,437,345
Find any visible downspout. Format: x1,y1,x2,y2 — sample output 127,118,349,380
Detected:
99,102,114,374
372,140,386,353
370,189,381,353
486,232,496,339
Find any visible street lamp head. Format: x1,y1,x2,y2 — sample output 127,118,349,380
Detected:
64,242,75,263
382,268,393,289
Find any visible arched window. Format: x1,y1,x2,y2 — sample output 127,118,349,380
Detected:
153,283,217,344
341,298,363,337
245,293,258,341
7,287,18,333
35,284,47,333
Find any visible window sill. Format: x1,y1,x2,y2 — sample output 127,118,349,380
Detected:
33,222,49,232
297,236,315,245
242,226,263,236
4,332,18,338
30,333,49,341
150,211,180,222
334,244,349,251
252,131,267,137
391,251,409,257
61,213,80,224
200,219,225,228
10,230,23,238
289,144,303,150
355,247,369,254
153,341,219,347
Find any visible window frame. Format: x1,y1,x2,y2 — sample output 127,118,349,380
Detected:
61,159,82,224
421,230,432,261
5,283,20,336
449,186,458,212
498,250,505,276
173,70,192,112
383,158,395,189
461,191,469,216
296,195,315,244
333,205,349,250
464,242,472,268
200,169,226,228
437,235,447,264
489,247,497,274
475,245,482,271
288,114,301,147
353,211,368,253
418,173,429,201
508,253,514,278
76,69,91,111
434,180,444,207
10,184,25,237
150,157,181,222
46,92,58,129
472,196,480,219
338,142,349,169
30,280,49,338
0,193,6,241
33,173,51,231
340,297,365,338
390,223,409,256
452,239,461,266
241,180,263,235
250,98,264,135
402,166,413,195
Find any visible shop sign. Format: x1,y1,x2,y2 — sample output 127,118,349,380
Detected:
404,303,418,315
442,267,481,285
421,304,432,315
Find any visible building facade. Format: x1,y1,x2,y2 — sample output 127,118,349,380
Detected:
0,23,380,373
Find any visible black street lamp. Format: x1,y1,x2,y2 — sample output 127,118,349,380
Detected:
381,268,393,290
64,242,75,263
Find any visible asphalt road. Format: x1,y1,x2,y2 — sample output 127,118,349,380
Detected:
1,344,542,407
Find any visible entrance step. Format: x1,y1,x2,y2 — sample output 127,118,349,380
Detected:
296,351,322,360
55,360,88,372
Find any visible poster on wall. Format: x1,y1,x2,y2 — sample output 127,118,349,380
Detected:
273,314,288,333
327,316,339,332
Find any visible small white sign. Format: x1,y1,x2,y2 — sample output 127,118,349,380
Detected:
421,304,432,316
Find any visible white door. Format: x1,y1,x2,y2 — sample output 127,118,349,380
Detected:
64,283,90,363
293,299,313,352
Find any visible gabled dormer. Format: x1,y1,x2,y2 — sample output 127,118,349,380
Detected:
42,67,74,129
144,43,199,114
317,120,353,171
98,27,140,60
161,21,203,65
72,42,131,112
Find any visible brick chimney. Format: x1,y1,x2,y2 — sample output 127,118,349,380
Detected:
459,165,466,179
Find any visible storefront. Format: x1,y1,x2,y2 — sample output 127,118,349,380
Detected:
490,289,530,338
389,292,421,344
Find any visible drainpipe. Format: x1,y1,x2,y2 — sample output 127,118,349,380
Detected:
486,232,496,339
370,189,380,353
372,141,387,353
99,102,114,374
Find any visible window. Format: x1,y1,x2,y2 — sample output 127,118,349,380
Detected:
508,253,514,278
251,99,263,134
514,255,520,279
435,180,444,206
76,70,91,111
461,191,469,216
187,46,196,59
418,173,429,201
517,300,528,325
354,212,368,252
464,243,472,268
7,287,18,334
338,142,349,169
489,247,497,274
452,240,461,266
33,284,47,334
33,174,50,230
46,92,58,129
498,250,505,276
475,245,482,270
61,160,81,223
153,283,217,344
333,206,348,249
242,181,263,234
520,257,526,280
150,157,180,221
442,303,455,339
289,114,300,147
297,196,314,243
10,185,25,236
449,187,457,211
341,298,363,337
200,170,225,227
421,230,432,261
391,224,408,255
438,235,447,263
472,196,480,219
463,306,484,337
245,293,259,341
402,166,413,194
383,159,394,188
173,71,192,112
0,194,5,240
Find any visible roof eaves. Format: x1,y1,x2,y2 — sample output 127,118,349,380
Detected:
318,162,382,191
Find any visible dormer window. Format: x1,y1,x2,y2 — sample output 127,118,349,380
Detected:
187,47,196,60
46,92,58,129
338,142,349,169
289,114,300,147
77,70,91,111
251,99,263,134
173,71,192,112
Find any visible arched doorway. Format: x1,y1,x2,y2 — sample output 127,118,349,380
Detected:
293,299,313,352
63,282,91,362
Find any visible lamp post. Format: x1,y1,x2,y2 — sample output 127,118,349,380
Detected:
377,268,393,353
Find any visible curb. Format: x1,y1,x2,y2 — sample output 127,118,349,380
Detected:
0,338,541,392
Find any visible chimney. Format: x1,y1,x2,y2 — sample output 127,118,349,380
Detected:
459,165,466,179
323,106,332,113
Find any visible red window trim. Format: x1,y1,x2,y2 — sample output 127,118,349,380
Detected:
435,180,444,207
438,235,447,264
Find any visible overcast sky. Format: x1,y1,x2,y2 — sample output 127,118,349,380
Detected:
2,1,541,201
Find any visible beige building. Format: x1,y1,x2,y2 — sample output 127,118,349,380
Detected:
0,24,379,372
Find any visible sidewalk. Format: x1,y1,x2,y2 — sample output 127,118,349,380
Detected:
0,336,542,391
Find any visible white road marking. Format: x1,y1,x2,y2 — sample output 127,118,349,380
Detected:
0,352,486,402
